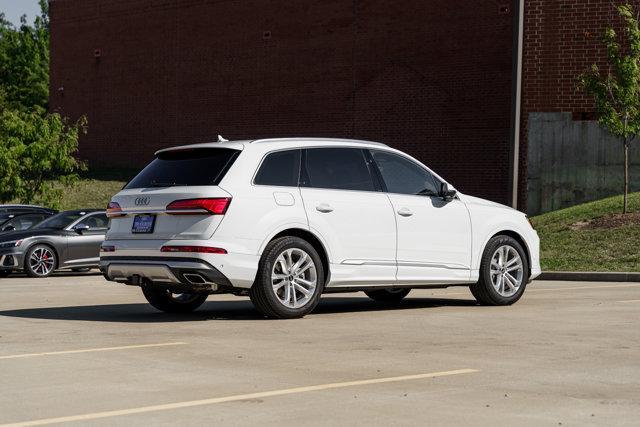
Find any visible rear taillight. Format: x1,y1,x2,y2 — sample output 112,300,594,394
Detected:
106,201,125,218
160,245,227,254
100,245,116,252
166,198,231,215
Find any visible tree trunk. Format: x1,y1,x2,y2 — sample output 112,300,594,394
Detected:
624,141,629,214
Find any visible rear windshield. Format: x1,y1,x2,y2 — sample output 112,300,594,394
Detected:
125,148,240,189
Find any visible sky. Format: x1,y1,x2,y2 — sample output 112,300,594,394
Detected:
0,0,41,25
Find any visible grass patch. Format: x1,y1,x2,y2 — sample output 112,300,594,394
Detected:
57,169,137,211
530,192,640,272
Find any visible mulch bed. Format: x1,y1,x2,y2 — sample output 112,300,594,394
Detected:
570,212,640,230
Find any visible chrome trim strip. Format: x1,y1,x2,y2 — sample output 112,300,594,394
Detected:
341,259,468,270
113,209,210,217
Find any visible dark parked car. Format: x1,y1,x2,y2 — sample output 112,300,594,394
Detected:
0,205,57,233
0,209,108,278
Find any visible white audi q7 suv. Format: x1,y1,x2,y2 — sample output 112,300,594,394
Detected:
101,138,541,318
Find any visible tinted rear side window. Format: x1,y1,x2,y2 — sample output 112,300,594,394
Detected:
303,148,376,191
125,148,239,189
254,150,301,186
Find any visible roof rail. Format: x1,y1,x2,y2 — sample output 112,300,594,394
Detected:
250,137,388,147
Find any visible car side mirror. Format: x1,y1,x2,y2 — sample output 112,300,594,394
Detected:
439,182,457,200
2,225,15,232
73,224,91,234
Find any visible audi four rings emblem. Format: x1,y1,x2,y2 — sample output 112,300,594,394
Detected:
135,197,150,206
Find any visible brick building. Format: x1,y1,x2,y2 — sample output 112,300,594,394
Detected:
49,0,636,212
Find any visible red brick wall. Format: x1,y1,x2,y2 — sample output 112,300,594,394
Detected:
50,0,514,204
520,0,635,208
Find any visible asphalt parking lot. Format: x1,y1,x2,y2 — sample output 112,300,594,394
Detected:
0,275,639,426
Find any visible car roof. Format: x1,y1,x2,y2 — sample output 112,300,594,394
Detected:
155,138,388,155
0,204,57,212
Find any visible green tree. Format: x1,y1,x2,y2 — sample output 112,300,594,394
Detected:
0,0,49,113
579,3,640,214
0,109,86,209
0,1,87,207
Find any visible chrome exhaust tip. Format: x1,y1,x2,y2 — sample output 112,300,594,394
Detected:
183,273,207,285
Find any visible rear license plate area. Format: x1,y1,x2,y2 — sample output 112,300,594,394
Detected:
132,214,156,234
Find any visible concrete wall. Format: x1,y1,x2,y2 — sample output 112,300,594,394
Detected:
527,112,640,215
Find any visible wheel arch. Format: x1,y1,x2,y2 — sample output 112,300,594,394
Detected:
268,228,331,285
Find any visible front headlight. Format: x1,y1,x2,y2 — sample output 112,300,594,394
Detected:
0,240,22,249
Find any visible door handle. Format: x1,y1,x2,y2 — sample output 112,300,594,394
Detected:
316,203,334,213
397,207,413,217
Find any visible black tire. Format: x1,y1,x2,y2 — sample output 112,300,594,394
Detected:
24,244,57,278
0,270,10,278
250,236,325,319
72,267,92,273
141,284,208,313
470,235,529,306
364,288,411,303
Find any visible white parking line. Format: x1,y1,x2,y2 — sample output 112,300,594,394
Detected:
0,342,187,360
0,368,479,426
617,299,640,303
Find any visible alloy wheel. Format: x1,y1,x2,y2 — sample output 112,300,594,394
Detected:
29,247,55,276
271,248,317,309
489,245,524,297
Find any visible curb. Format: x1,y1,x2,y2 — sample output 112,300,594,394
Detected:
538,271,640,282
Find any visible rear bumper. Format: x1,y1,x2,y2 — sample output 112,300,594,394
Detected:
100,256,235,292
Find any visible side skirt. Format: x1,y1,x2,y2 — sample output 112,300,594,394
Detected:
322,283,471,294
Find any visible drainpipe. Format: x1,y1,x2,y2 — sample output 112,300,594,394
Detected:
508,0,525,210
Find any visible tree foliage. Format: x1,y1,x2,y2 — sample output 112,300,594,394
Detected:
0,110,86,208
579,3,640,214
0,0,49,113
0,1,87,208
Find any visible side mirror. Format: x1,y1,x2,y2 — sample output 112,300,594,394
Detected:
73,224,91,234
2,225,15,232
439,182,457,200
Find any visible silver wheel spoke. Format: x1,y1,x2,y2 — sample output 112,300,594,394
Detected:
290,253,308,273
272,280,287,291
507,262,522,272
283,250,293,270
295,277,313,287
293,281,312,297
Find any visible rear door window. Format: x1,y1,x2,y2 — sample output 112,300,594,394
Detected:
125,148,240,189
254,150,301,186
302,148,376,191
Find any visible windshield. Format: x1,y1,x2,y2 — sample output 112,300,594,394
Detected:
35,212,83,230
125,148,240,189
